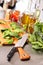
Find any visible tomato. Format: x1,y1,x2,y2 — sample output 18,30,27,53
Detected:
10,11,20,22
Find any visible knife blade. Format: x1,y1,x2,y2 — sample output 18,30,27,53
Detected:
7,33,29,61
15,33,28,47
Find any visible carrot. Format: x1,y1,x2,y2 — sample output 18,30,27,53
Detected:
13,38,18,44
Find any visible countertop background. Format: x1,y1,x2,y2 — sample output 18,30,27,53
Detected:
0,44,43,65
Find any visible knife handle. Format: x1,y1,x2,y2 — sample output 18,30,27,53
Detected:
18,48,30,60
7,47,16,61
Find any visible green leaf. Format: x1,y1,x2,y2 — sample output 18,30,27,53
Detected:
32,45,41,50
14,29,23,33
29,34,36,42
6,39,13,44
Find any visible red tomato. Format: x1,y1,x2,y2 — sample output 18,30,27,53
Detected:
10,11,20,22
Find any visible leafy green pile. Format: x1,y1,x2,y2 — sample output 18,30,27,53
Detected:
1,22,23,44
29,22,43,50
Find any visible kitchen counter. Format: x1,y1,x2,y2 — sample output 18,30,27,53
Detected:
0,44,43,65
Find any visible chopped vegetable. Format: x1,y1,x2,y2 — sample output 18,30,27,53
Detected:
6,38,13,44
0,20,24,45
29,22,43,51
14,28,23,33
10,22,21,29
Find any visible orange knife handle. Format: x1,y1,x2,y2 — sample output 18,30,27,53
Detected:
17,47,30,60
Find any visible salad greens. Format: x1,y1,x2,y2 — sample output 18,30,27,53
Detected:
0,22,23,44
6,38,13,44
10,22,21,29
29,22,43,51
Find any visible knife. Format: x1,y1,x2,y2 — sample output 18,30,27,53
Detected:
7,33,30,61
